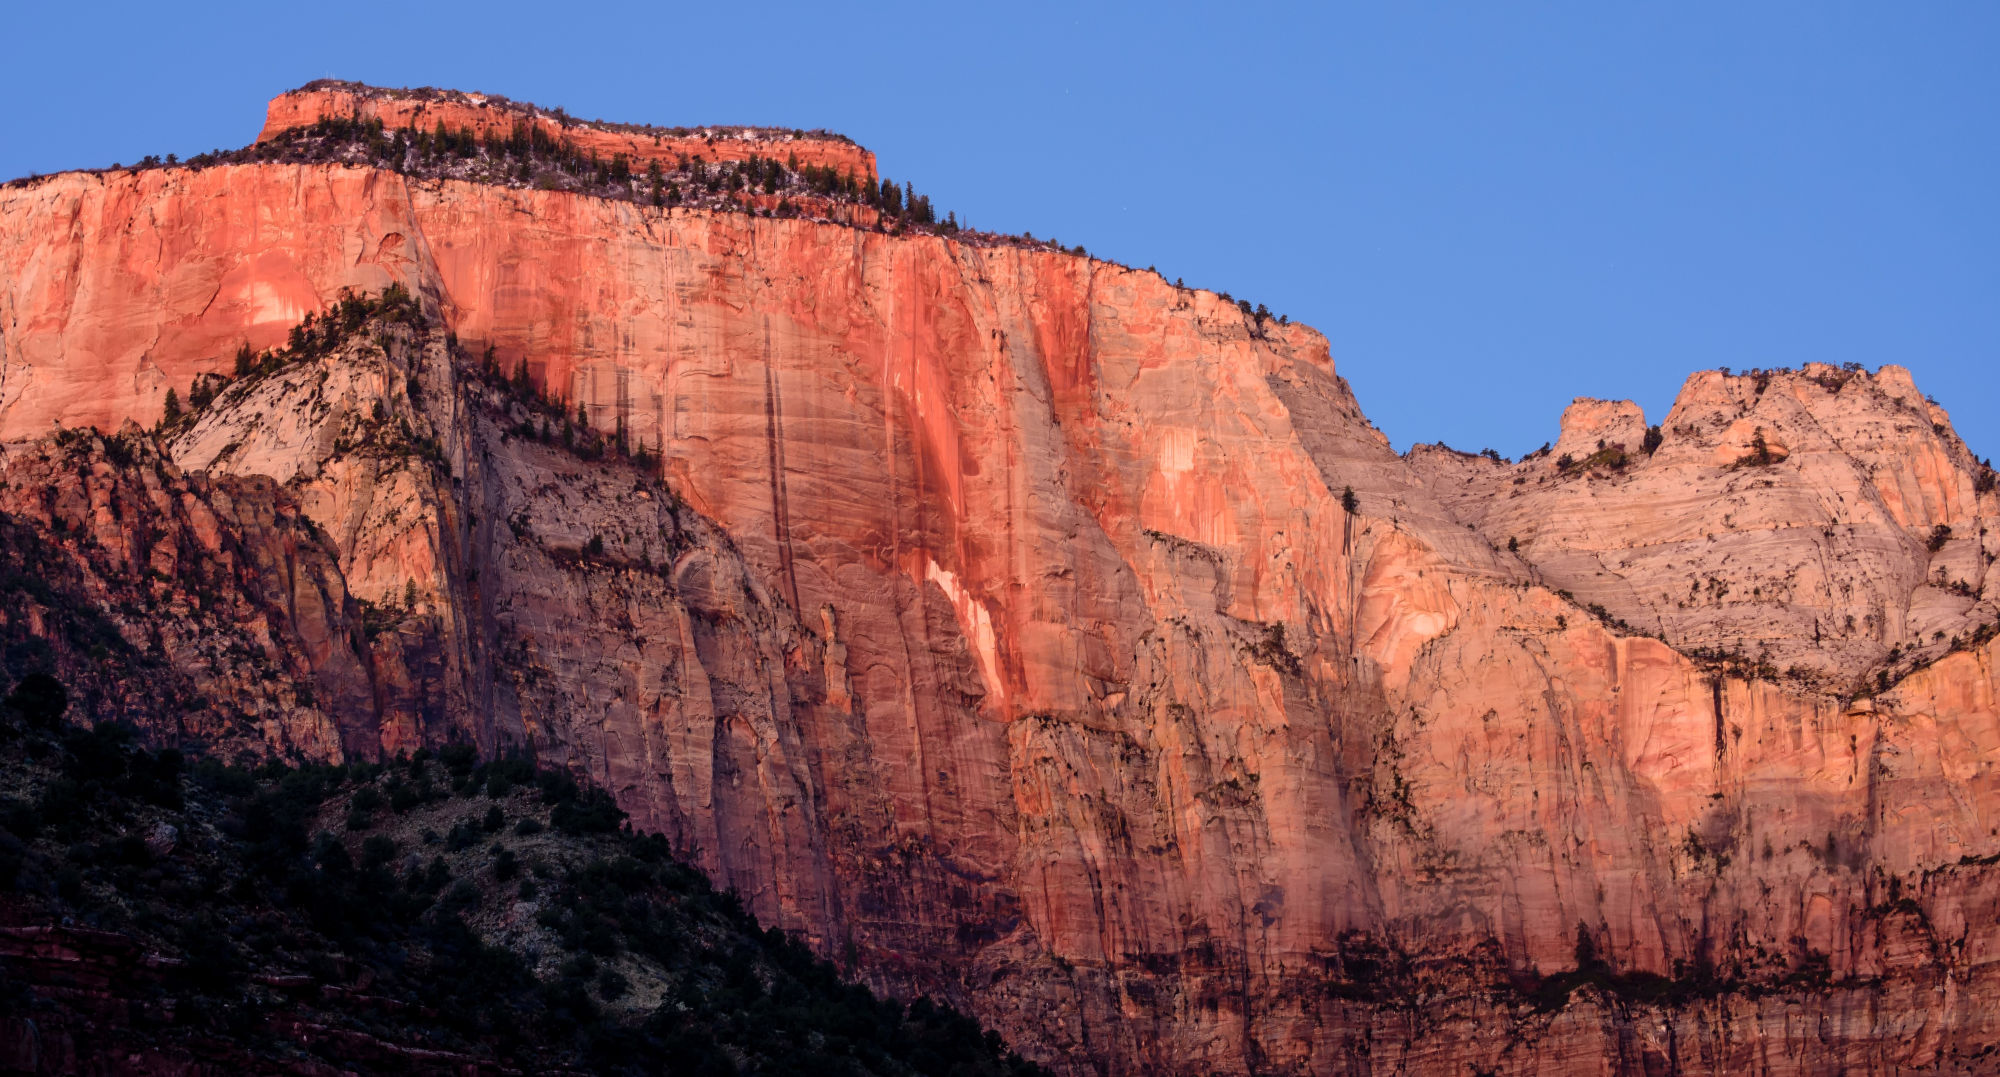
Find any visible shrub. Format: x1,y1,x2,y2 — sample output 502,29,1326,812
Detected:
4,673,68,730
446,819,483,852
439,742,479,775
1728,428,1781,469
361,834,399,868
552,788,626,835
442,879,481,912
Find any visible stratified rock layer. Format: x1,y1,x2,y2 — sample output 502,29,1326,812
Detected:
3,120,2000,1076
259,81,878,180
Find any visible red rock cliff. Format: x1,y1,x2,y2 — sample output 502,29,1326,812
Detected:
4,96,2000,1075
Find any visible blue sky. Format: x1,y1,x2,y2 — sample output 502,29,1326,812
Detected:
6,2,1994,459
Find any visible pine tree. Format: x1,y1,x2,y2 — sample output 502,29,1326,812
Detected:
162,388,181,424
1573,921,1602,971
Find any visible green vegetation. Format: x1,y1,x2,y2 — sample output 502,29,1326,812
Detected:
1557,439,1634,475
0,674,1047,1076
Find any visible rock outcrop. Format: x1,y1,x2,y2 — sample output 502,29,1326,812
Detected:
259,80,878,179
1408,365,1996,690
3,85,2000,1075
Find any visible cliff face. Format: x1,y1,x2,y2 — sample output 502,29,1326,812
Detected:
5,99,2000,1075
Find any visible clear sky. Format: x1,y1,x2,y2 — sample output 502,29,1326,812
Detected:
6,2,1994,460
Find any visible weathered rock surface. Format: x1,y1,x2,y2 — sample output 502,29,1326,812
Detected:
0,426,363,759
1408,366,1997,690
3,87,2000,1075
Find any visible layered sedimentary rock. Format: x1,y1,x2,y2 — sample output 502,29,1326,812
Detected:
3,87,2000,1075
259,80,878,180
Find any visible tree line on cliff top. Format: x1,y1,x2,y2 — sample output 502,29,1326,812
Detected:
7,103,1303,331
167,112,958,234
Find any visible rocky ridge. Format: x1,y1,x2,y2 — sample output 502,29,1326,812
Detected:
2,86,1999,1075
1406,366,1997,692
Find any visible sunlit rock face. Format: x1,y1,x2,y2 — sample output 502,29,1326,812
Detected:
2,86,1999,1075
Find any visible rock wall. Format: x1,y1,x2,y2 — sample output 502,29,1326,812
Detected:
5,156,2000,1075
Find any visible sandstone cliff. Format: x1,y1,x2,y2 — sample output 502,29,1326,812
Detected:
3,87,1999,1075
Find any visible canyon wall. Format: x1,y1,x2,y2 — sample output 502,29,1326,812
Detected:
4,151,2000,1076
